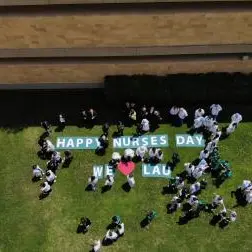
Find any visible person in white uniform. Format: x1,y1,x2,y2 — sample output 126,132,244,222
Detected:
104,230,118,242
111,152,121,166
46,139,55,152
184,163,195,177
192,167,204,180
226,122,237,135
196,159,209,172
194,108,205,118
92,240,101,252
231,113,242,124
203,116,215,131
32,165,44,180
199,150,209,160
240,180,252,191
188,195,199,206
211,194,224,208
209,122,219,136
124,148,135,161
193,116,204,131
229,211,237,222
178,107,188,126
116,223,125,236
210,104,222,120
46,170,57,184
190,182,201,195
40,181,51,195
140,118,150,132
135,146,148,161
205,141,216,153
127,173,135,188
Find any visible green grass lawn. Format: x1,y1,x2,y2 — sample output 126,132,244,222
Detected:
0,123,252,252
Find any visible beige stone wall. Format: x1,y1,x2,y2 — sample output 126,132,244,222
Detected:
0,11,252,49
0,59,251,84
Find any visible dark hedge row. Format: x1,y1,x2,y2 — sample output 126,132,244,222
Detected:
104,73,251,105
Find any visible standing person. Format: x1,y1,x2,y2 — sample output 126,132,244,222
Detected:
102,122,110,135
104,230,118,243
88,176,98,191
205,141,216,153
199,149,209,160
129,108,137,125
148,147,157,163
231,113,243,124
135,146,148,162
172,152,180,167
123,148,135,161
96,132,109,154
146,210,157,225
211,194,224,209
110,152,121,167
194,108,205,118
46,170,57,185
177,107,188,127
41,120,51,135
168,196,182,213
225,122,238,136
188,195,199,207
51,151,62,165
77,217,92,233
169,106,180,125
184,163,195,177
62,150,73,168
127,173,135,188
58,114,66,131
203,116,215,132
32,165,44,181
190,182,201,195
104,175,115,189
116,223,125,237
192,116,204,132
112,215,121,226
117,121,124,136
140,118,150,133
92,240,101,252
210,104,222,120
155,149,164,163
209,122,219,136
140,105,148,121
40,181,51,197
192,167,204,180
149,109,162,131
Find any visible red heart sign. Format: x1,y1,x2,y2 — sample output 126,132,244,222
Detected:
118,161,136,176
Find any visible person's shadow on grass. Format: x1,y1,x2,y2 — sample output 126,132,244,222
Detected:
231,188,248,207
101,185,112,194
121,182,131,192
140,217,149,228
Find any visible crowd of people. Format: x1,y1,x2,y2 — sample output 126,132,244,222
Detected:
32,103,250,251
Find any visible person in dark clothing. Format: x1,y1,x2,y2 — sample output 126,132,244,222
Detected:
62,150,73,168
95,133,109,155
58,114,66,131
41,120,51,135
81,108,97,127
77,217,92,233
139,105,149,121
117,121,124,136
102,122,110,135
